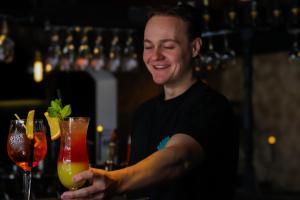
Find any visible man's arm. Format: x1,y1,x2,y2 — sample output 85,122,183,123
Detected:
112,133,204,193
61,133,204,199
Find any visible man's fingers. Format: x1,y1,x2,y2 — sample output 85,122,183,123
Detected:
61,168,109,200
61,187,105,199
73,169,94,183
61,184,104,199
89,167,107,175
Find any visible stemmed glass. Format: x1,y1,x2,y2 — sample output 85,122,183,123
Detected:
74,27,92,71
45,29,61,71
288,31,300,62
107,29,122,72
60,29,76,71
0,18,14,64
200,36,220,71
7,119,47,200
90,29,106,71
122,29,138,72
220,32,236,67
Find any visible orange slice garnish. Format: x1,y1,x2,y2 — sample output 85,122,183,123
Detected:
44,112,61,140
26,110,35,139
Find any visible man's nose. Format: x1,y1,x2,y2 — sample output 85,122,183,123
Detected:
151,48,164,60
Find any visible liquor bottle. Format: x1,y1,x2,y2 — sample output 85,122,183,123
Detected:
104,130,118,171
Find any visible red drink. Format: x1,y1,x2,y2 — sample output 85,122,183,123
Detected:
7,118,47,200
7,131,47,171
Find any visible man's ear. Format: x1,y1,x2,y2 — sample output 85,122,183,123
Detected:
192,37,202,58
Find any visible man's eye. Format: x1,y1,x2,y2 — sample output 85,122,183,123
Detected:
163,46,175,49
144,46,153,50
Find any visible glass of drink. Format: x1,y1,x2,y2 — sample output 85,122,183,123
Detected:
7,119,47,200
57,117,90,190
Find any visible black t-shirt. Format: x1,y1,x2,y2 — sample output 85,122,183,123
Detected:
128,81,239,200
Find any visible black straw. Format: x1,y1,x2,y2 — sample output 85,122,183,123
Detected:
28,137,34,168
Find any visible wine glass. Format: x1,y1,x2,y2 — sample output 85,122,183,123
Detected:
57,117,90,191
288,31,300,62
107,29,122,72
0,18,14,64
90,29,106,71
122,29,138,72
200,36,220,71
74,27,92,71
45,29,61,71
220,32,236,67
7,119,47,200
60,29,76,71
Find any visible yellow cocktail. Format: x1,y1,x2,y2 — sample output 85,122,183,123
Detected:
58,162,89,189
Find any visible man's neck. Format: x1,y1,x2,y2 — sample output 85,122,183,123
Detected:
163,77,197,100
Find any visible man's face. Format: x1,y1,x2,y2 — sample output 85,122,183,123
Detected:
143,15,195,86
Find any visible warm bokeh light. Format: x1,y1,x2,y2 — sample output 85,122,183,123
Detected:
96,125,104,133
34,60,43,82
33,51,43,82
268,135,277,145
45,63,53,73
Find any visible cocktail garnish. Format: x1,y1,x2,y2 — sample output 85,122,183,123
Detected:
14,113,27,130
47,98,72,119
44,112,61,140
25,110,35,140
14,113,21,120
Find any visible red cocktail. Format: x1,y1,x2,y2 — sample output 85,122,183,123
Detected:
7,119,47,200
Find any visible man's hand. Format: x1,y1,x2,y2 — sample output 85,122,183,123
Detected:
61,168,117,200
61,133,203,200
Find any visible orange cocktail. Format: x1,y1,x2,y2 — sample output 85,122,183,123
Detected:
57,117,90,190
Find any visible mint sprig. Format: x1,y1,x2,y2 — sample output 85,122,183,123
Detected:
47,98,72,119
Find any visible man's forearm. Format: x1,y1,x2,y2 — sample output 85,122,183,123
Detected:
108,134,203,194
111,146,193,193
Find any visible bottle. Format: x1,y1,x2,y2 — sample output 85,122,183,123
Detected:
104,129,118,171
104,142,116,171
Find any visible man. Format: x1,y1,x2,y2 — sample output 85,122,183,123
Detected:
61,4,239,200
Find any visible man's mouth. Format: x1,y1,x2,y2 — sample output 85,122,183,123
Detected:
152,64,170,70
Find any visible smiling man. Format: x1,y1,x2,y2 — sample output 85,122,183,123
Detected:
61,4,239,200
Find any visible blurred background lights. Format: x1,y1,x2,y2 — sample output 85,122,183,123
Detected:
33,51,43,82
97,124,104,133
267,135,277,145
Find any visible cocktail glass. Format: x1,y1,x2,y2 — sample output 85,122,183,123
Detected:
7,119,47,200
57,117,90,190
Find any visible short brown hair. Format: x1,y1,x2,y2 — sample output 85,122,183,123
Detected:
147,4,202,41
